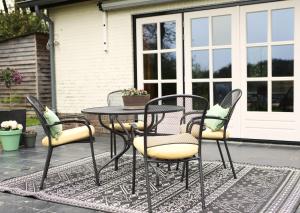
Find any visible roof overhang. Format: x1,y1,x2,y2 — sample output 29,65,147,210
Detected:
16,0,91,9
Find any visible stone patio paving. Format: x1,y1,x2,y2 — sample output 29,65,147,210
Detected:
0,126,299,213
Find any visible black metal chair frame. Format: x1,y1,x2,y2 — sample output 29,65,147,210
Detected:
27,96,99,190
131,94,209,213
181,89,242,180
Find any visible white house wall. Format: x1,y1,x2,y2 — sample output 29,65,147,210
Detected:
49,0,237,113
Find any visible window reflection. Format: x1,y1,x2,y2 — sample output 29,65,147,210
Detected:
192,83,210,106
247,81,268,111
143,54,158,80
272,45,294,77
161,52,176,79
143,23,157,50
272,81,293,112
272,8,294,42
144,83,158,99
162,83,177,105
191,18,209,47
192,50,209,79
247,11,268,44
213,82,232,104
212,15,231,45
161,21,176,49
247,47,267,77
213,48,232,78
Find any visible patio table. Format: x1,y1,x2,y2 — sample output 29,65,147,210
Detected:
81,105,184,175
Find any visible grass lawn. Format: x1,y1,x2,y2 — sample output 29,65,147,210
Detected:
26,116,40,127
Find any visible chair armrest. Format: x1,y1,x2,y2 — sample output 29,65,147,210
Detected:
60,115,91,124
180,111,202,124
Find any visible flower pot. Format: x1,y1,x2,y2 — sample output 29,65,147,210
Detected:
0,129,22,151
122,95,150,109
23,132,37,148
0,109,26,146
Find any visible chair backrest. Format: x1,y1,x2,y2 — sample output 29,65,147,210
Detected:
107,90,123,106
220,89,242,124
143,94,209,154
26,96,50,136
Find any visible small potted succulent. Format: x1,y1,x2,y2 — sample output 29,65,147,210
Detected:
0,120,23,151
23,130,37,148
122,88,150,109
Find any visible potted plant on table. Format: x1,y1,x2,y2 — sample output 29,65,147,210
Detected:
23,130,37,148
122,88,150,109
0,120,23,151
0,68,26,136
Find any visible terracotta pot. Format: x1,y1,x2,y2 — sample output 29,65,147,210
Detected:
122,95,150,109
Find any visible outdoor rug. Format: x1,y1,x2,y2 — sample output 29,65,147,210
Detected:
0,153,299,213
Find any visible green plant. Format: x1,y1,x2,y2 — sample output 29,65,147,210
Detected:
0,67,23,109
122,88,148,96
26,116,40,127
0,10,48,41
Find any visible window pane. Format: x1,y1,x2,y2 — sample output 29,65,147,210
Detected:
144,83,158,99
212,15,231,45
143,23,157,50
192,50,209,79
161,52,176,79
272,8,294,42
143,54,157,80
192,82,209,104
272,45,294,77
272,81,293,112
161,21,176,49
162,83,177,105
247,81,268,111
247,11,268,43
191,18,209,47
213,82,232,105
247,47,268,77
213,48,232,78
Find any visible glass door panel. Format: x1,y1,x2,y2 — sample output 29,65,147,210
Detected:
137,14,183,99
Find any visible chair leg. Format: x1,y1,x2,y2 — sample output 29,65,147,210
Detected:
132,147,136,194
176,162,179,170
180,162,185,182
223,139,237,179
110,132,113,158
113,133,118,171
144,157,152,213
197,156,205,210
185,161,189,190
216,140,226,168
168,163,171,171
40,147,53,190
90,138,100,186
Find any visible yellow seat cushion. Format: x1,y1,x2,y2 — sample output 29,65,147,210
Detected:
180,124,229,139
109,121,144,131
133,133,199,160
42,125,95,146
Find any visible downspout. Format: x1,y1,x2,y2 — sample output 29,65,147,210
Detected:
35,5,57,113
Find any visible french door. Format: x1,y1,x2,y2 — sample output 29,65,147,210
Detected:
135,0,300,141
136,14,183,99
184,7,241,137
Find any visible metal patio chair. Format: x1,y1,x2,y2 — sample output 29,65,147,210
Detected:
106,90,145,169
27,96,99,189
180,89,242,179
131,94,208,212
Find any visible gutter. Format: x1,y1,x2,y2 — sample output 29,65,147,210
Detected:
34,5,57,112
99,0,180,11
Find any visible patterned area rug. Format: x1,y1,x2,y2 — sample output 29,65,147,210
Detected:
0,153,299,213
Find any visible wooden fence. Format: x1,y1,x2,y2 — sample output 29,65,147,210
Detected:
0,33,51,111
